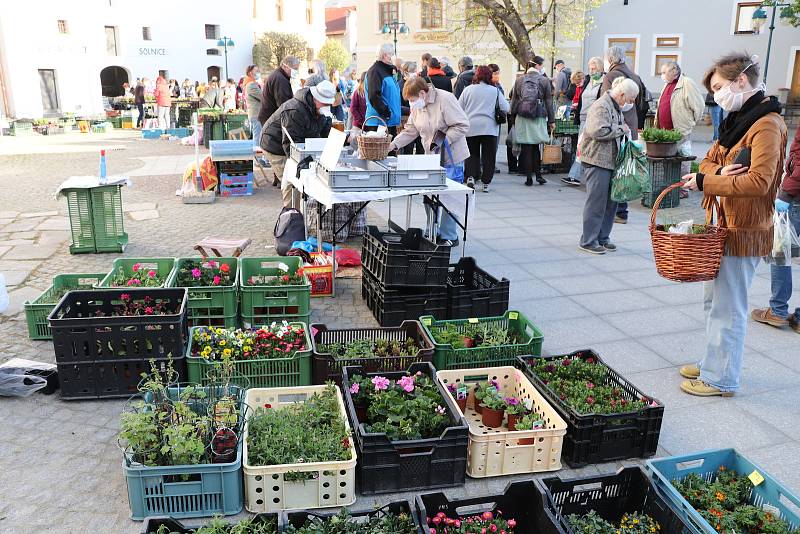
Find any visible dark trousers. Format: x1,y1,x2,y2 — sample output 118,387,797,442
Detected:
465,135,498,184
519,143,542,178
136,103,145,128
507,143,518,172
401,136,424,155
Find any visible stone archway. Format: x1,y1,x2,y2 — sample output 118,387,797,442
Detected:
100,65,130,97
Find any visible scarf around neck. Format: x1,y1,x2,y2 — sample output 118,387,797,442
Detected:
718,91,782,149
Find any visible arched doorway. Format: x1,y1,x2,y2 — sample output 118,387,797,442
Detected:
207,66,221,82
100,66,129,97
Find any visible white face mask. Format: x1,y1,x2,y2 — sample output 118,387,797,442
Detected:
319,106,332,117
255,72,262,81
410,96,426,110
290,69,299,78
713,80,763,112
620,102,634,112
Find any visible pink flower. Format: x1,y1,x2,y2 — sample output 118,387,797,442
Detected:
212,275,221,285
435,405,446,415
120,293,130,301
490,525,498,532
349,382,360,394
144,306,154,314
397,375,415,393
148,270,156,278
371,376,390,391
507,520,516,528
132,263,141,272
586,382,595,389
481,511,493,521
126,279,134,286
131,279,141,285
191,268,202,279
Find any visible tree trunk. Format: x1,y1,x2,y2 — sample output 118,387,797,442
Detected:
474,0,535,67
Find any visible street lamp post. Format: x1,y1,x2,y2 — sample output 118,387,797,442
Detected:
751,2,790,84
216,36,235,81
381,21,410,56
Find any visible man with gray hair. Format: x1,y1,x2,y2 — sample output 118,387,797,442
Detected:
453,56,475,99
258,55,301,126
439,57,457,78
654,60,704,174
364,43,401,136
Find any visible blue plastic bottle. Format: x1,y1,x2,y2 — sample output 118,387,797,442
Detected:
99,149,107,181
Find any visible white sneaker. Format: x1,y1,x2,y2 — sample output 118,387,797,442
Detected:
482,183,490,193
466,177,475,189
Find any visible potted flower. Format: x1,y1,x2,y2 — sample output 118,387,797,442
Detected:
108,263,166,287
504,396,527,431
447,382,468,413
513,413,544,445
641,127,683,157
480,390,506,428
472,379,500,415
427,510,517,533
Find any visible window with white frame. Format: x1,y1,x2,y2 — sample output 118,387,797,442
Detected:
734,2,760,34
607,36,638,71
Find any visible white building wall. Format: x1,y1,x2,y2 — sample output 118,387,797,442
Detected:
0,0,253,118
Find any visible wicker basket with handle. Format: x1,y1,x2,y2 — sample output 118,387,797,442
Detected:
542,136,563,165
650,182,728,283
357,115,392,160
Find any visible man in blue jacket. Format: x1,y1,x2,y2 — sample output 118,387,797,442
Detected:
364,43,401,137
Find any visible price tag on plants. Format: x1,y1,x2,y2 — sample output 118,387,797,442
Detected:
457,385,468,400
748,470,765,486
508,312,518,320
468,318,479,324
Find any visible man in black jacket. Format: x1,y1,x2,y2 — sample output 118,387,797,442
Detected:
453,56,475,99
260,81,335,207
258,56,300,125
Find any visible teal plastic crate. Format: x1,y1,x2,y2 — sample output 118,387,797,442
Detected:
646,448,800,534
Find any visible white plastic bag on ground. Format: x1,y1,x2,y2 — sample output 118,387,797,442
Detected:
770,211,794,266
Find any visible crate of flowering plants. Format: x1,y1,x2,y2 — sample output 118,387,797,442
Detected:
120,364,246,520
646,448,800,534
186,322,312,388
238,257,311,327
283,500,420,533
48,288,188,399
310,320,434,386
417,479,563,534
420,311,544,371
141,514,279,534
538,467,691,534
167,257,238,327
436,365,567,477
98,258,177,288
24,272,105,340
341,361,469,494
242,383,357,512
519,349,664,467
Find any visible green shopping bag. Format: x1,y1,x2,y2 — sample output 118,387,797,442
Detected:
611,140,651,203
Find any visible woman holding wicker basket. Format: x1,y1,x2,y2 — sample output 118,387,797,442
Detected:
678,52,787,397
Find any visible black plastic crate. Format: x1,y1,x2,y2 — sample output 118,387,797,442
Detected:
216,159,253,176
519,350,664,467
341,362,469,494
284,500,420,531
362,225,451,287
538,467,691,534
642,157,683,208
310,320,434,386
177,107,194,127
447,257,510,319
48,288,188,400
141,514,279,534
362,269,447,327
417,480,564,534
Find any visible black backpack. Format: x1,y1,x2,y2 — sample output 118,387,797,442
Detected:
516,73,547,119
274,207,306,255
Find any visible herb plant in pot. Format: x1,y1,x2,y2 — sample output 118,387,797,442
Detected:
472,380,498,414
504,396,527,431
513,413,544,445
447,383,468,413
480,391,506,428
641,127,682,157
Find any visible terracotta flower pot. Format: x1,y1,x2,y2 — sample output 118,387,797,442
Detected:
474,395,483,414
481,406,505,428
507,413,522,431
456,397,467,413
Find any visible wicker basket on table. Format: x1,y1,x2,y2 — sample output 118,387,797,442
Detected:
357,115,392,160
649,182,728,283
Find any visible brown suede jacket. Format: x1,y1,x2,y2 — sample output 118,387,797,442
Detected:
698,104,788,257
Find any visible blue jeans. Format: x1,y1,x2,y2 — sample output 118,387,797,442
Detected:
699,255,760,392
250,118,262,149
710,106,724,141
425,204,460,241
770,202,800,319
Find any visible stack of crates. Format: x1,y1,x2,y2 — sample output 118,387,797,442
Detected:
216,160,254,196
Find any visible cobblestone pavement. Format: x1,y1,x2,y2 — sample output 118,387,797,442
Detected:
0,129,798,533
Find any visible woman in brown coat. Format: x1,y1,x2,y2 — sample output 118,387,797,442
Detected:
680,52,787,397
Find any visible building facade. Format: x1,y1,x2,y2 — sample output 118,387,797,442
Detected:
585,0,800,102
0,0,254,119
253,0,328,66
326,5,358,55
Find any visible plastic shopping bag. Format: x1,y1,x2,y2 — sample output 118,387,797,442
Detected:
611,140,651,203
769,211,795,266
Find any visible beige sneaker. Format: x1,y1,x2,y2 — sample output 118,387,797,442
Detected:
679,364,700,379
680,379,735,397
751,308,789,328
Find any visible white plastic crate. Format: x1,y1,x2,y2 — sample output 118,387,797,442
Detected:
436,366,567,477
242,385,357,512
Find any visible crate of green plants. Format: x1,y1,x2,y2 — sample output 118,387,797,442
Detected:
310,320,434,386
141,514,278,534
167,257,238,327
24,273,105,340
186,322,312,388
419,310,544,371
99,258,177,288
284,501,420,533
519,349,664,468
554,117,579,135
239,257,310,327
538,467,691,534
646,448,800,534
120,368,246,519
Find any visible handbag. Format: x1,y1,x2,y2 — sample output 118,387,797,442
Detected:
274,207,306,256
443,138,464,184
541,136,563,165
494,88,507,125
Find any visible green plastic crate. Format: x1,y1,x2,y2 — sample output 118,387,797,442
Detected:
107,116,122,129
419,310,544,370
167,257,239,324
554,118,579,135
99,257,177,287
24,273,106,340
65,189,96,253
90,185,128,252
223,114,247,137
185,324,312,387
238,257,311,324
